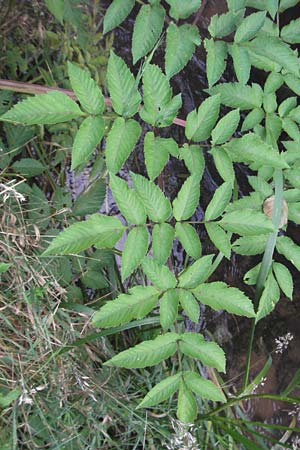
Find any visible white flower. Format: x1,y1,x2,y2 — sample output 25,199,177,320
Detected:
274,332,293,354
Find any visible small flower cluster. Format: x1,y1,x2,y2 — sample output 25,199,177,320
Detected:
18,384,47,406
0,180,26,203
165,418,199,450
251,377,267,394
274,332,294,354
288,403,300,421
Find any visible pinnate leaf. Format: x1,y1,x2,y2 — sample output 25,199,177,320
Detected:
152,223,174,265
109,174,146,225
92,285,158,328
132,4,165,64
219,209,274,235
273,262,293,300
131,172,172,223
234,11,266,43
144,132,169,181
165,24,201,78
179,333,226,372
67,62,104,115
184,371,226,402
205,182,233,221
175,222,202,260
178,290,200,323
107,51,141,117
178,255,214,289
160,290,179,330
103,0,135,34
204,39,227,88
71,116,104,170
121,227,149,281
140,64,182,127
104,332,178,368
105,118,141,174
172,176,200,221
177,382,197,424
166,0,202,20
185,95,221,142
256,272,280,322
1,91,84,125
138,373,181,408
142,258,177,290
193,282,256,317
43,214,124,255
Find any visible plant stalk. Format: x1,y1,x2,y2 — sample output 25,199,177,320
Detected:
242,168,284,391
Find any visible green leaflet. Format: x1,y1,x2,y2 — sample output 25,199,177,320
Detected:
209,83,263,110
279,0,300,12
103,0,135,34
183,371,226,402
160,290,179,330
264,72,284,94
45,0,64,24
138,373,181,408
278,97,297,118
178,255,214,289
142,257,177,290
282,118,300,142
246,35,300,77
43,214,125,256
232,235,268,255
140,64,182,127
179,144,205,178
284,73,300,96
211,109,240,146
172,176,200,221
219,209,275,235
121,227,149,281
177,381,197,424
109,174,146,225
67,62,104,115
152,223,174,265
256,272,280,322
185,95,221,142
210,147,235,183
104,332,178,368
224,133,289,169
281,19,300,44
131,172,172,223
178,289,200,323
231,43,251,85
248,176,273,199
144,132,169,181
241,108,264,132
158,137,179,157
107,51,141,117
205,182,233,221
132,4,165,64
205,223,232,259
11,159,45,177
234,11,266,43
288,202,300,223
1,91,84,125
105,118,141,174
244,263,261,286
276,236,300,271
165,24,201,78
72,180,106,216
204,39,227,88
208,11,239,38
193,282,256,318
165,0,202,19
0,262,12,273
273,262,293,300
288,105,300,123
92,285,158,328
175,222,202,260
179,333,226,372
71,116,104,170
227,0,247,11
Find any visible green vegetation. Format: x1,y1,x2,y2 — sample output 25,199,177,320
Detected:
1,0,300,448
